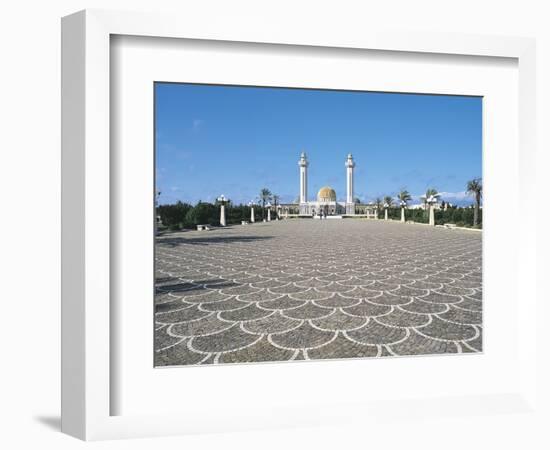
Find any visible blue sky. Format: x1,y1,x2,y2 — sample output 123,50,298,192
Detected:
155,83,482,206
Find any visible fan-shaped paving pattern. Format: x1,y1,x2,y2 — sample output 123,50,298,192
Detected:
242,311,302,335
155,220,482,365
346,321,409,345
270,322,336,350
311,310,367,331
376,308,431,328
343,301,392,318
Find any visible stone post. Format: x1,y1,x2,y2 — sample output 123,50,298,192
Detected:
384,209,388,221
220,204,226,227
401,207,405,222
267,208,271,221
429,204,435,226
248,201,256,223
218,194,227,227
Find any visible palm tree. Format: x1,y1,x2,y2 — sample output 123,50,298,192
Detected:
397,189,412,204
397,189,412,222
466,178,482,226
260,188,272,220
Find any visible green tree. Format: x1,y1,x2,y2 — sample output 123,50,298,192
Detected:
227,203,252,224
452,208,464,225
413,208,428,223
374,197,383,218
463,207,475,227
184,202,218,226
466,178,483,227
156,201,192,229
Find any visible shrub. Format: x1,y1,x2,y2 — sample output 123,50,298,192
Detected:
409,209,428,223
157,201,192,228
387,208,400,220
462,208,474,226
451,208,463,223
157,201,482,229
184,202,218,227
227,205,253,224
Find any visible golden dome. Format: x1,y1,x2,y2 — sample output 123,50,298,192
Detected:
317,186,337,202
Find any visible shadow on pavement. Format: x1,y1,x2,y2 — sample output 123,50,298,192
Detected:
157,235,273,247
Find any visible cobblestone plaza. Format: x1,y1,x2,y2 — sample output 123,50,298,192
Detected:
155,220,482,366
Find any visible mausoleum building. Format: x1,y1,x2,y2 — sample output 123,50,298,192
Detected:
280,152,376,218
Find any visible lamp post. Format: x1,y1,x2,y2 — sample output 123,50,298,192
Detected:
383,202,389,221
248,200,255,223
400,200,406,222
420,193,440,226
266,202,272,222
426,195,437,226
217,194,227,227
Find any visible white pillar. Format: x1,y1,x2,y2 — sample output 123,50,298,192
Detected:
250,207,255,223
429,204,435,226
345,153,355,214
267,208,271,221
220,204,226,226
384,209,388,221
401,207,405,222
298,152,308,209
346,159,354,203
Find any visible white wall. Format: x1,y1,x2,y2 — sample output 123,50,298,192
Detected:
0,0,548,448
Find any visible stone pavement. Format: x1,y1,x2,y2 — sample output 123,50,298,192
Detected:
154,219,482,366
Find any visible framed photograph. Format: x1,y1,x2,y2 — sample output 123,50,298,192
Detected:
62,9,538,441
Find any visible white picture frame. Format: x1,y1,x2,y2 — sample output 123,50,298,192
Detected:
61,9,538,441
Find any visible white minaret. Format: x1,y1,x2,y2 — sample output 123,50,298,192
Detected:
345,153,356,214
298,152,308,214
